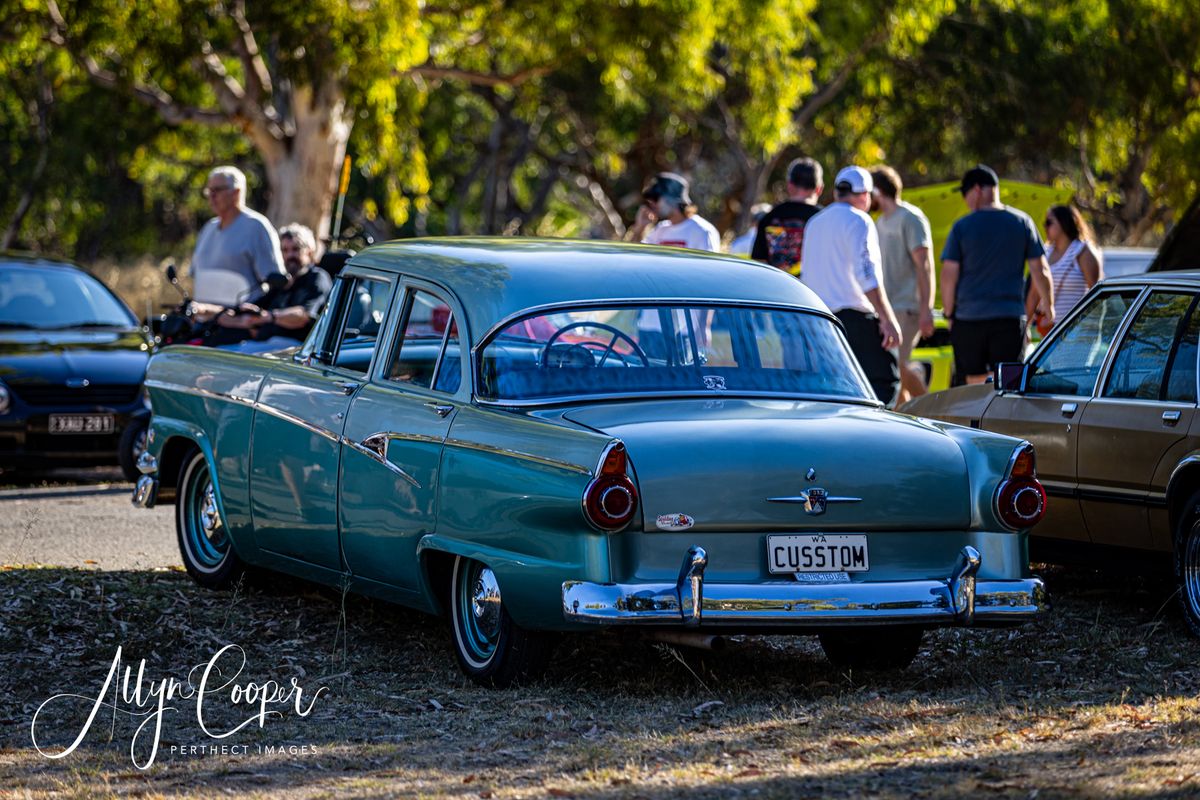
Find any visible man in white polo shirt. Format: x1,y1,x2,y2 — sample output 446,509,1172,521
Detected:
800,166,902,405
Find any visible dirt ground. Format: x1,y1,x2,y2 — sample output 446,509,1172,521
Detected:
2,561,1198,799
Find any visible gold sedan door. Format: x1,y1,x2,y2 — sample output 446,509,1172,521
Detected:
984,289,1143,546
1077,291,1200,551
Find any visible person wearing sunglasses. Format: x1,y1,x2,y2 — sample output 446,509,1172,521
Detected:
190,165,285,307
1025,204,1103,334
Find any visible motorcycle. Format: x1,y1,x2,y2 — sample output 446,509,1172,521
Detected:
147,262,287,347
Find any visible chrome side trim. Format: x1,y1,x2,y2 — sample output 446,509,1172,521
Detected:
144,379,256,407
343,437,422,488
253,402,341,444
444,438,593,476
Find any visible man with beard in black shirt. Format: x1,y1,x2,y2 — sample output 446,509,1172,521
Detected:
751,157,824,275
231,223,332,352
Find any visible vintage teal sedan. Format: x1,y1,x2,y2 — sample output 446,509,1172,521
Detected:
133,239,1046,686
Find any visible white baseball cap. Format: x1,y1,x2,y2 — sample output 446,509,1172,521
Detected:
834,166,873,194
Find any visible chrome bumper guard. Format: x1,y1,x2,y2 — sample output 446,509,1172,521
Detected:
132,452,158,508
561,545,1045,627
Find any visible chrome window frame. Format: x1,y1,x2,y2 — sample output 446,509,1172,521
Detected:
1095,288,1200,407
1023,285,1148,399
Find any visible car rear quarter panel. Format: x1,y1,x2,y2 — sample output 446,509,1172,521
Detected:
901,384,997,428
428,404,613,629
145,347,274,549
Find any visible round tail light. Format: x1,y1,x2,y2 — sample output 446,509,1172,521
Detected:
994,443,1047,530
995,478,1046,530
583,442,639,531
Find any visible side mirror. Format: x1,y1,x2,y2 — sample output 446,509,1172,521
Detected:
995,362,1028,393
165,263,178,284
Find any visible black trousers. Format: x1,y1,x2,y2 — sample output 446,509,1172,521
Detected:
836,309,899,406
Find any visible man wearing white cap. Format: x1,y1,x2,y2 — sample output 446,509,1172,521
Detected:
800,166,902,405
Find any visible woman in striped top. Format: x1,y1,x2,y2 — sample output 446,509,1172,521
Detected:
1026,204,1103,331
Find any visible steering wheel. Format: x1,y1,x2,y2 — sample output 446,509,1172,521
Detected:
540,321,650,368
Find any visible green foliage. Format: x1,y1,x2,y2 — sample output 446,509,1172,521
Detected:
3,0,1198,256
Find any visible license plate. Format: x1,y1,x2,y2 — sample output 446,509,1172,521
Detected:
767,534,869,574
49,414,115,434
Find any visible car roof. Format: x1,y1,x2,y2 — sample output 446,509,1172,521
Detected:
0,252,88,273
1098,269,1200,286
348,238,828,340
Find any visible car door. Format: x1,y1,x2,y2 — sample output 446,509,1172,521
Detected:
1077,290,1200,549
339,283,467,594
249,270,397,571
982,288,1143,544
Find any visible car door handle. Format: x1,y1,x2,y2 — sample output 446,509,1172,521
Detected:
1163,410,1182,424
336,381,360,395
1061,402,1078,417
423,402,454,418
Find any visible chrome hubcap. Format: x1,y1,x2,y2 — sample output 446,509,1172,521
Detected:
471,567,502,639
200,482,222,541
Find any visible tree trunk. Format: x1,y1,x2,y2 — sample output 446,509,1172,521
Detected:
260,82,352,247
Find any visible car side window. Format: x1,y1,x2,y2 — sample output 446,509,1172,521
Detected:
1026,290,1140,396
1104,292,1197,401
332,276,392,374
388,289,459,392
1165,300,1200,403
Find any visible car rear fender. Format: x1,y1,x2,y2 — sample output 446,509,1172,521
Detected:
416,534,599,630
921,421,1029,532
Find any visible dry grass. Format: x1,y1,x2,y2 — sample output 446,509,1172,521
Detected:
89,258,189,323
1,563,1199,798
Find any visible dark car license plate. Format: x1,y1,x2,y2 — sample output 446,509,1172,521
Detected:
49,414,115,434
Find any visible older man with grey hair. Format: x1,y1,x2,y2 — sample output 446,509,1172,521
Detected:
190,165,285,306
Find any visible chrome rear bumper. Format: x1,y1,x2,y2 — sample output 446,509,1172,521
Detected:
562,545,1044,627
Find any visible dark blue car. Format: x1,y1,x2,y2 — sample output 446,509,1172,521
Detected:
0,254,151,479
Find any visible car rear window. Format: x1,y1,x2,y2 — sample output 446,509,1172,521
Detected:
477,304,875,403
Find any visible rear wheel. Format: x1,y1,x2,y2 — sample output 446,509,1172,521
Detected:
818,626,923,671
1175,490,1200,637
176,449,244,588
449,556,553,687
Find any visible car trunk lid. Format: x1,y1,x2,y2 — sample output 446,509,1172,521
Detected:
560,398,971,532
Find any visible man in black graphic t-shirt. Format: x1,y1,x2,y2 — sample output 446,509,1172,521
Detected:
751,157,824,275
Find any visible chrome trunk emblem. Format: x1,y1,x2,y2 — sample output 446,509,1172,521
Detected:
767,488,862,515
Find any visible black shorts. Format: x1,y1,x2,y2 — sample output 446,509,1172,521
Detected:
835,309,898,406
950,317,1023,380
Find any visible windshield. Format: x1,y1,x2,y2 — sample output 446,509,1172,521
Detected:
0,266,136,330
478,304,875,403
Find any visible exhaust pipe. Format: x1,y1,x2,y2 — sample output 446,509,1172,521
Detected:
649,631,726,651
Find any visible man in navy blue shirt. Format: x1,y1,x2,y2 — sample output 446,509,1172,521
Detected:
941,165,1054,385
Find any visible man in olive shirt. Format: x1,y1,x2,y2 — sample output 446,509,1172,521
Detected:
941,165,1054,385
872,166,934,403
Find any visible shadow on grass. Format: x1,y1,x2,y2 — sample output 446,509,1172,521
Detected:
2,564,1199,797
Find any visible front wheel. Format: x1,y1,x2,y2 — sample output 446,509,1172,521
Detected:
176,449,244,589
818,626,923,671
1175,491,1200,637
117,417,149,482
449,556,553,687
